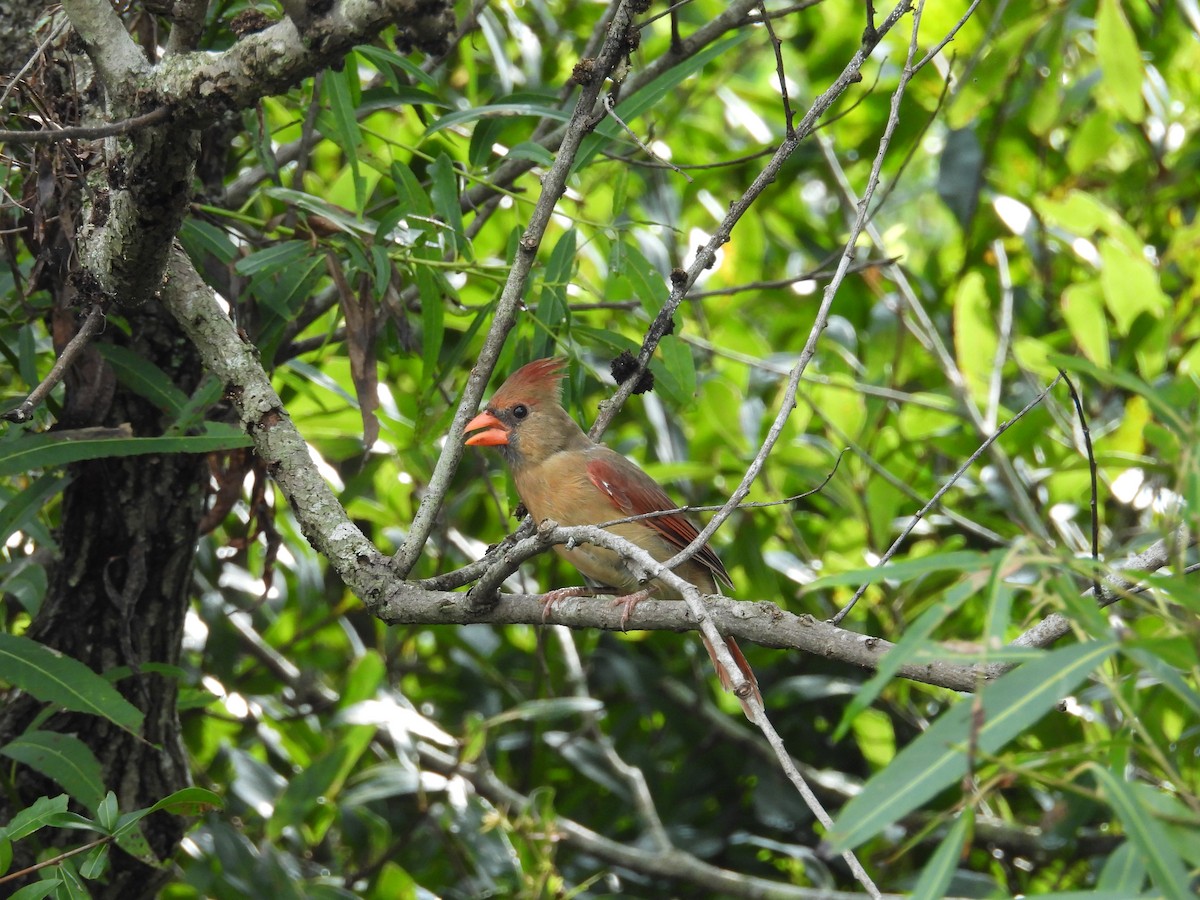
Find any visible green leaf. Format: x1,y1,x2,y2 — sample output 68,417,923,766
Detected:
1124,645,1200,717
425,97,571,137
389,162,433,218
574,32,751,171
505,141,555,166
1060,280,1110,368
0,731,107,813
0,425,251,477
654,336,696,406
144,786,223,817
533,228,576,357
235,240,312,277
263,188,375,236
808,549,1000,589
1088,763,1191,899
482,697,604,728
50,858,89,899
179,218,238,265
0,794,69,842
96,791,118,832
1095,0,1145,122
268,729,372,843
354,44,441,90
322,63,366,213
430,153,467,261
0,472,69,547
832,573,981,741
952,271,997,405
0,634,143,731
95,344,189,415
617,241,669,316
10,882,60,900
910,810,972,900
417,261,444,384
1098,238,1169,335
825,640,1117,851
78,842,109,880
165,376,224,436
106,787,220,866
1096,840,1146,894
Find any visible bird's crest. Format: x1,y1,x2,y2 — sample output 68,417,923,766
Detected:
491,357,569,407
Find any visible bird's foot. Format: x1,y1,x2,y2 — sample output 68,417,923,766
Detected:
540,586,597,623
611,588,653,631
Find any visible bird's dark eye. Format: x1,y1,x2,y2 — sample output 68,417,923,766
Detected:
512,404,529,420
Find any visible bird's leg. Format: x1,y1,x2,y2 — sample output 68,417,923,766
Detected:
540,586,599,622
611,587,654,631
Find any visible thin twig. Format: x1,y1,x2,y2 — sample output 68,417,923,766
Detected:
602,94,692,181
0,13,68,109
818,140,1050,540
914,0,986,72
758,0,795,136
651,0,922,587
0,106,171,144
551,626,672,851
0,838,110,886
3,304,106,424
830,374,1064,626
1059,370,1099,597
393,0,644,577
985,239,1014,431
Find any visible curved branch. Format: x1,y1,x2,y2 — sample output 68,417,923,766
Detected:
155,0,452,125
392,0,641,576
418,743,905,900
61,0,150,90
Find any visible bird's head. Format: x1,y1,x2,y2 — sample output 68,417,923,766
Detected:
464,357,586,466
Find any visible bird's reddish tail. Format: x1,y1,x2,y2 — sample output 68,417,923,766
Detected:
701,634,762,719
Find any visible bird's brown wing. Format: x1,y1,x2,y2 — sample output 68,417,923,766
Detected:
585,454,732,588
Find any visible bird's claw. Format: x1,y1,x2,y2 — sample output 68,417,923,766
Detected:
539,586,593,623
611,589,652,631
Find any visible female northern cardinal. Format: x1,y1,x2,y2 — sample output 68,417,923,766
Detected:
464,356,761,716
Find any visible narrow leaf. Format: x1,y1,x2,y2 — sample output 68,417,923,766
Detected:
825,640,1117,851
575,32,751,171
94,345,189,415
429,154,467,261
0,635,143,731
910,810,972,900
0,473,69,547
1088,764,1191,899
809,550,1000,590
1095,0,1145,122
10,882,60,900
0,794,69,842
0,426,251,477
425,99,571,136
0,731,106,812
833,573,981,741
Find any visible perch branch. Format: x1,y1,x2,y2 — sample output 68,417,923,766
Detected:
3,304,106,424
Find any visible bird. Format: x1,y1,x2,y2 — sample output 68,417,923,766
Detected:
463,356,761,717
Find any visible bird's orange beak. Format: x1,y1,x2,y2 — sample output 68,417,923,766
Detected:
464,411,510,446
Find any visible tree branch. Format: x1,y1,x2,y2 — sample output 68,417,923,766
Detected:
154,0,452,127
418,743,914,900
61,0,151,90
3,304,106,424
392,0,641,577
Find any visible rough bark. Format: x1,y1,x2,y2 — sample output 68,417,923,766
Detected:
0,5,204,896
0,302,206,896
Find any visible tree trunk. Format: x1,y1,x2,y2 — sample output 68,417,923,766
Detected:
0,299,206,897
